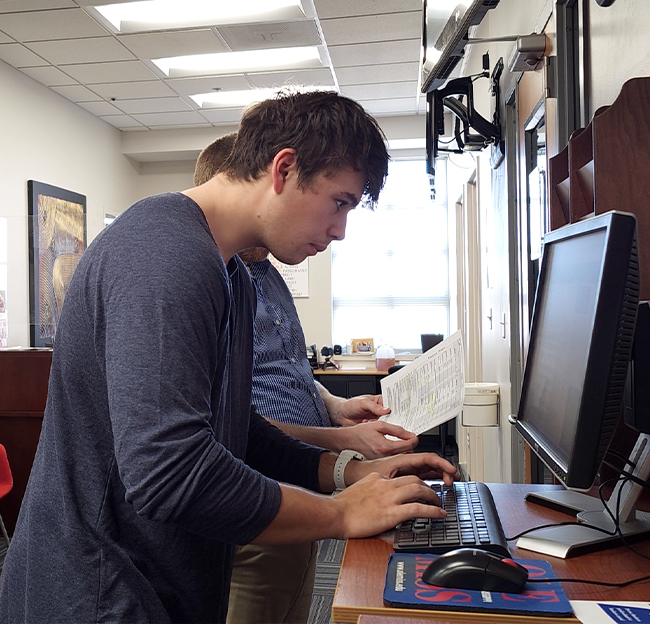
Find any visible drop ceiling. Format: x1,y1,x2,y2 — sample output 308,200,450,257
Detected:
0,0,426,133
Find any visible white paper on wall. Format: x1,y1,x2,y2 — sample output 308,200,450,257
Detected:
269,256,309,298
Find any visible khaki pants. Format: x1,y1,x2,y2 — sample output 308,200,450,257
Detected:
226,541,318,624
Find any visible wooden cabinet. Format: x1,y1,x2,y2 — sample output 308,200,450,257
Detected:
0,349,51,534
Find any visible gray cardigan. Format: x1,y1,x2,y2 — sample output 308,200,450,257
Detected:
0,193,323,623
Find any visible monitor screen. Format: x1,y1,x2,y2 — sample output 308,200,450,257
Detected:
421,0,501,93
514,211,639,491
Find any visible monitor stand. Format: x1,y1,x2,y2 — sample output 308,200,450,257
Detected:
517,433,650,558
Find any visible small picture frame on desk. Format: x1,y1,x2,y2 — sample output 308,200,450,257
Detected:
351,338,374,353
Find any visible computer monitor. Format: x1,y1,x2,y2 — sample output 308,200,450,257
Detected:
425,89,443,193
421,333,444,353
511,211,650,558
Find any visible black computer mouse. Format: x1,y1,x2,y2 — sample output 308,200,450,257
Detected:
421,548,529,593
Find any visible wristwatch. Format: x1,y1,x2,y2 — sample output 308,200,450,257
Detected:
333,449,365,491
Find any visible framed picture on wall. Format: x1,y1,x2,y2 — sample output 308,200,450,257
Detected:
28,180,87,347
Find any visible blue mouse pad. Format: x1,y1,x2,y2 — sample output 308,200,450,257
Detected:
383,553,573,617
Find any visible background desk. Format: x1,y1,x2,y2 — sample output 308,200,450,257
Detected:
313,368,388,398
333,483,650,623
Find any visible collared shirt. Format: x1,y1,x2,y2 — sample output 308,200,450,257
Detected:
248,259,331,428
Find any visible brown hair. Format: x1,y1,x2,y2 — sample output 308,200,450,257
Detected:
221,90,389,207
193,132,237,186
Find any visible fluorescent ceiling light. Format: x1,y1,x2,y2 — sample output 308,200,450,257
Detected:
153,47,322,77
94,0,304,32
191,85,332,108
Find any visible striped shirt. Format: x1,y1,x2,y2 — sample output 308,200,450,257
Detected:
248,259,331,428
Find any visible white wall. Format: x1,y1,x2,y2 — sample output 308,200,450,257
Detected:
0,60,143,347
587,0,650,113
137,160,196,199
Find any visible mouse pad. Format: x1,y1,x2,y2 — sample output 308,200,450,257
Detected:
384,553,573,617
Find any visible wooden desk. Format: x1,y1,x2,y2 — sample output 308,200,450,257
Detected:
333,483,650,623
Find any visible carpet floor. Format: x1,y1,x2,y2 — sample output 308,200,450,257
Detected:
308,538,346,624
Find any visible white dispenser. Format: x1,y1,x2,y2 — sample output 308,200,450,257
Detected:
462,382,499,426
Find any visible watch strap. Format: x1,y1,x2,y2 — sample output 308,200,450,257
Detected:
333,449,365,491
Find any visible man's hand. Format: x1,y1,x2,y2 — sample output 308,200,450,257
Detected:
332,472,449,538
253,452,461,544
344,452,460,489
337,420,417,458
328,394,390,427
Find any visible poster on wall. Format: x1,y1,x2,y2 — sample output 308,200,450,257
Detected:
269,256,309,298
28,181,87,348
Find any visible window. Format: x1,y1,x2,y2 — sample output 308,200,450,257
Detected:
331,159,449,351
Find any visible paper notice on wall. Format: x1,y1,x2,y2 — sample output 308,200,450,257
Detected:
380,330,465,435
269,256,309,298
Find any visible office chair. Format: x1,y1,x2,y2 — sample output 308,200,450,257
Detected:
0,444,13,548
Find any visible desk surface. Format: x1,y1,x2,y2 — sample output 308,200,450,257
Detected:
312,368,389,376
333,483,650,624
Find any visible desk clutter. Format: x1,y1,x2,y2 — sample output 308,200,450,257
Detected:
383,552,572,618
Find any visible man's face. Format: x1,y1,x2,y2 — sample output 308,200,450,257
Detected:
264,166,365,265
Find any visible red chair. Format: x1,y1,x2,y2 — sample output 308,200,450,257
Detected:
0,444,13,547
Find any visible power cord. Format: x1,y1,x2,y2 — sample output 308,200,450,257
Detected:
504,468,650,588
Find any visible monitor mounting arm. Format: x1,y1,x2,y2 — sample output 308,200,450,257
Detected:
435,68,501,153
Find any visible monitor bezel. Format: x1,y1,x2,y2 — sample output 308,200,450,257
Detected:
514,211,639,491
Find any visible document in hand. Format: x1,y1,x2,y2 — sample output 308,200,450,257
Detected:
380,330,465,436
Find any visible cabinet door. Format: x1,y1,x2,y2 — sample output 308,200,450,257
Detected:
348,379,377,398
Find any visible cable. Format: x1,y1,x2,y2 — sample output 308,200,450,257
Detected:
505,519,618,542
525,574,650,588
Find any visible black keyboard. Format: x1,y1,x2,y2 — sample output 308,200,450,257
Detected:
393,481,511,557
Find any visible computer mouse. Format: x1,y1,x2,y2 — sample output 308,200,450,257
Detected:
421,548,529,593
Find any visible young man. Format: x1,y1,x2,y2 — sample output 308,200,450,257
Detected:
194,133,419,624
0,91,458,624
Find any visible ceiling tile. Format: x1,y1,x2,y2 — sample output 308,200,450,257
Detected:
0,42,48,68
361,96,425,116
51,84,104,102
115,97,193,115
21,64,77,86
0,0,76,12
77,100,123,116
99,114,146,130
62,60,159,84
313,0,422,20
0,8,108,42
91,80,176,100
341,81,418,101
131,110,210,127
117,29,228,60
165,74,251,96
0,32,14,43
320,12,421,47
215,19,322,52
336,62,419,86
199,108,247,125
328,39,420,68
246,67,336,89
27,37,135,65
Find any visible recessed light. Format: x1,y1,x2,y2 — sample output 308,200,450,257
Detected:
191,85,332,108
94,0,305,32
153,47,322,77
